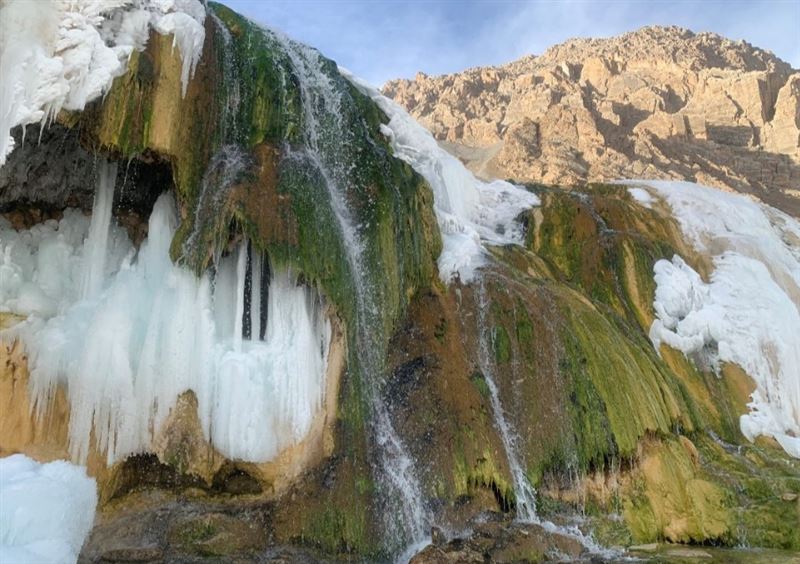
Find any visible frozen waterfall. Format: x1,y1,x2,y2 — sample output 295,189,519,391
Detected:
0,165,332,465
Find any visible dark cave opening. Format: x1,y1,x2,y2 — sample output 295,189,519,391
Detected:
1,123,175,241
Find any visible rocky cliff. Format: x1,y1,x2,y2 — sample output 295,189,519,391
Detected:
385,26,800,215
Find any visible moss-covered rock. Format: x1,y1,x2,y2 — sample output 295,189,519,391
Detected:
622,437,732,544
379,182,799,552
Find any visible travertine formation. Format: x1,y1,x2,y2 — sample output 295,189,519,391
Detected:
384,26,800,214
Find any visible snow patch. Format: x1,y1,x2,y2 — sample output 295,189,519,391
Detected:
343,71,540,283
628,180,800,458
627,186,655,208
0,0,206,166
0,454,97,564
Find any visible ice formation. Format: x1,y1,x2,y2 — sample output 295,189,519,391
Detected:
343,71,540,283
0,0,206,166
626,181,800,458
0,454,97,564
627,186,655,208
1,164,332,465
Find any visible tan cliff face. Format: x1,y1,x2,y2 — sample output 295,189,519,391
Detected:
384,25,800,215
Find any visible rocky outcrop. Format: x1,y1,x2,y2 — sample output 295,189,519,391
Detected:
385,26,800,215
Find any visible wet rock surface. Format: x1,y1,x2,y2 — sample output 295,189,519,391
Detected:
410,514,590,563
79,490,331,563
1,124,173,218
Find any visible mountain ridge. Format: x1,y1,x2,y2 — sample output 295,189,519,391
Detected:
398,25,794,83
384,25,800,215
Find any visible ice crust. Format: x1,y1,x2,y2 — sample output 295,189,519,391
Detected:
627,181,800,458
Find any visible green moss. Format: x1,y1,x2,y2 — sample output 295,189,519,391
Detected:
514,306,535,358
621,438,733,544
698,438,800,550
623,477,660,542
452,449,516,511
492,325,512,364
176,520,217,544
470,371,491,399
303,503,373,556
211,3,302,146
560,288,690,457
434,317,447,344
558,335,617,472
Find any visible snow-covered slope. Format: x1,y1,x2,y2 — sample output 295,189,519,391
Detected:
0,454,97,564
0,0,206,166
627,180,800,458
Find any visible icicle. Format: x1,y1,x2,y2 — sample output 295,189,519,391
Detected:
80,160,117,299
233,242,247,352
1,1,207,167
2,194,332,466
251,247,263,342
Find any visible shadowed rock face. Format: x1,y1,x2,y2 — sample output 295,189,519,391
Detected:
0,124,174,241
384,26,800,216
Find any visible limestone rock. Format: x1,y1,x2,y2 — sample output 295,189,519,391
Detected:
384,26,800,216
167,513,266,557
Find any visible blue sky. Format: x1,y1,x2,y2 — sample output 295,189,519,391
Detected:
222,0,800,86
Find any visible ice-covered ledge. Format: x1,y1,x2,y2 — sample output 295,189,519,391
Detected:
624,180,800,458
0,0,207,166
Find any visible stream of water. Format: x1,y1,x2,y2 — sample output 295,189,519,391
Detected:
266,27,431,555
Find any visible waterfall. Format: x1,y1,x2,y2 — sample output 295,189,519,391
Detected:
344,71,540,284
181,145,249,266
346,66,543,529
475,280,538,522
80,160,117,299
266,28,430,553
473,278,616,557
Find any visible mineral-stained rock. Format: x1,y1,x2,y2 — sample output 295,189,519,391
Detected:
410,518,587,563
167,512,266,557
384,26,800,216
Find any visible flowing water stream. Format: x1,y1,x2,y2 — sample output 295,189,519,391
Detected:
475,279,538,522
265,28,431,555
